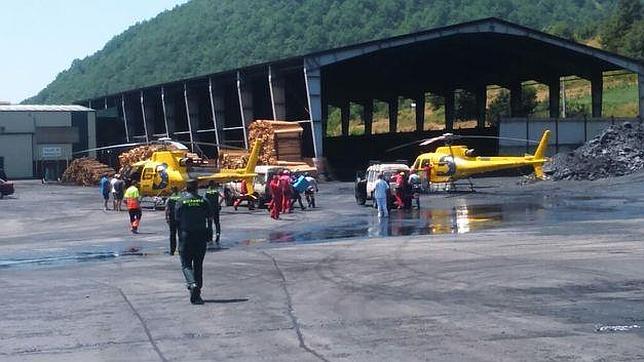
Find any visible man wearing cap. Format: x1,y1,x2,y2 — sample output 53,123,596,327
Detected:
175,179,212,304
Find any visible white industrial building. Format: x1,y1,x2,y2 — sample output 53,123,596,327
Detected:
0,105,96,179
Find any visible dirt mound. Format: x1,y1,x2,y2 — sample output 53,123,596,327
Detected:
545,122,644,181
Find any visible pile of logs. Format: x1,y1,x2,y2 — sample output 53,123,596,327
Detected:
219,120,304,168
118,145,172,169
247,120,279,165
61,158,115,186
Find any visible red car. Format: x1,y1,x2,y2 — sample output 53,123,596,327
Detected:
0,178,14,199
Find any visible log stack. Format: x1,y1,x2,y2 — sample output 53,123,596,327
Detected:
219,120,305,168
118,145,172,169
61,158,115,186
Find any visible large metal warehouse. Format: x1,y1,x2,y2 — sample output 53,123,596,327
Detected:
79,18,644,175
0,105,96,179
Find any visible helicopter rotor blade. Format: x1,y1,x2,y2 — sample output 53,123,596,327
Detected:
72,142,147,155
186,141,246,150
454,135,541,144
385,139,426,153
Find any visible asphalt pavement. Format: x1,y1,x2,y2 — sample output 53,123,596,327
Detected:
1,176,644,361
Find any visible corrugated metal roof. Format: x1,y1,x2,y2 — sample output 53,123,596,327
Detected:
0,105,94,112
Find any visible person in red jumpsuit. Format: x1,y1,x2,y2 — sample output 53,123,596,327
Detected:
269,175,282,219
279,170,293,213
392,172,405,209
423,162,433,192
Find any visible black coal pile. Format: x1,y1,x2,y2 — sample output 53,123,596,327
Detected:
544,122,644,181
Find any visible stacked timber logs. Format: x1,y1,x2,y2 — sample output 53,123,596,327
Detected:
61,158,115,186
219,120,305,168
118,145,171,169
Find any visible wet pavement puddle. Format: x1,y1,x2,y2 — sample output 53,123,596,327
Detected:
0,247,148,269
241,202,544,245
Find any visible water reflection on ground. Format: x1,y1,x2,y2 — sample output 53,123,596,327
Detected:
241,202,545,245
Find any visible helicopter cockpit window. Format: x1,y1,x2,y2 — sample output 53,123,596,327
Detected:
465,149,476,157
421,160,430,168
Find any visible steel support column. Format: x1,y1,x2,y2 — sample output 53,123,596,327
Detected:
363,100,373,135
388,97,398,133
121,94,130,142
639,73,644,118
475,86,487,128
340,101,350,136
140,91,150,142
183,83,195,150
304,65,323,157
591,71,603,118
548,78,561,118
445,90,455,131
510,82,523,117
236,71,252,149
161,87,173,137
415,93,425,133
268,66,286,120
208,78,221,148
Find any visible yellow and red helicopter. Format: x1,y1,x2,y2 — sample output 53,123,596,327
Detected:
78,138,262,200
392,130,551,190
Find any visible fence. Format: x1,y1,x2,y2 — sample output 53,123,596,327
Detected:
498,117,642,156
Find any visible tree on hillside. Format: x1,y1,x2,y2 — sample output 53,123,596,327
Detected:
600,0,643,54
486,86,538,124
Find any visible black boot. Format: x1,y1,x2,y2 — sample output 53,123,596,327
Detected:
193,287,204,305
189,283,198,304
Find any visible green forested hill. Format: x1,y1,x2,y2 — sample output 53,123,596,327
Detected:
27,0,620,104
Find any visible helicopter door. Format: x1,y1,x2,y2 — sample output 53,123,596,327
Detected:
140,166,155,194
435,156,456,177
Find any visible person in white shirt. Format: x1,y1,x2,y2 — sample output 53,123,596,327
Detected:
373,173,390,219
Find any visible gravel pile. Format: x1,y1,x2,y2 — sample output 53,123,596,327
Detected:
544,122,644,181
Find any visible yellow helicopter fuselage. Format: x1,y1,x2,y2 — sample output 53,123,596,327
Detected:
411,130,551,183
126,140,262,197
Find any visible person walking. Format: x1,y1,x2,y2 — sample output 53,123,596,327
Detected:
165,186,182,255
408,170,422,209
423,161,433,192
112,174,125,211
374,173,390,219
124,182,142,233
175,179,212,305
290,174,308,211
392,172,405,209
204,181,221,245
99,174,111,210
269,174,282,220
304,173,318,208
279,170,293,213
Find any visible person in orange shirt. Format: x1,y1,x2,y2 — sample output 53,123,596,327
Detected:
124,182,142,233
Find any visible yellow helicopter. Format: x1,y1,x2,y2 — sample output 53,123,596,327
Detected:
79,138,262,199
403,130,551,190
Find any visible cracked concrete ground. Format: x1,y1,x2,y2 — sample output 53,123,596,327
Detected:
1,177,644,361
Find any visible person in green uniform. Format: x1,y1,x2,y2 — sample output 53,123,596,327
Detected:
175,179,212,305
204,181,221,245
165,186,182,255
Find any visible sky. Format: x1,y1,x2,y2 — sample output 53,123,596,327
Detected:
0,0,189,104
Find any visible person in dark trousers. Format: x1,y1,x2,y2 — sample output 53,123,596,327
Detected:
165,186,182,255
204,181,221,245
99,174,111,210
175,179,212,305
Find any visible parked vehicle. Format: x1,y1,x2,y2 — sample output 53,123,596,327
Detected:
0,178,14,199
354,162,410,208
223,165,287,208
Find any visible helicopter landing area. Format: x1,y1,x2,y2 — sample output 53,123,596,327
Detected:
1,176,644,361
